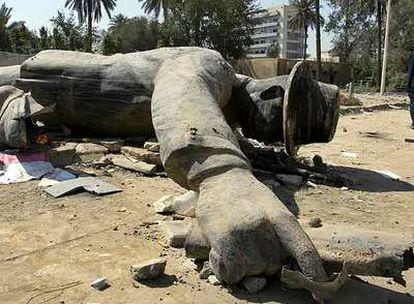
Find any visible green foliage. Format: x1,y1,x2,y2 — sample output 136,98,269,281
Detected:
326,0,388,86
389,0,414,76
50,11,86,51
65,0,117,52
289,0,318,59
139,0,170,19
162,0,256,60
38,26,51,50
102,16,162,54
101,31,119,55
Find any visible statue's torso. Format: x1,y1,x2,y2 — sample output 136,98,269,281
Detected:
16,47,224,137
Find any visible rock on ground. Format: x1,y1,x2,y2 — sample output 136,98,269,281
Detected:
111,155,157,175
130,258,167,281
153,191,198,217
207,275,221,286
49,143,77,167
160,220,192,248
121,146,162,166
308,217,323,228
75,143,108,162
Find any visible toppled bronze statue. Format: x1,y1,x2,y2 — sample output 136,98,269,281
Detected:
0,47,342,299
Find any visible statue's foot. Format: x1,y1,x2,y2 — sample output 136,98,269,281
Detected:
197,168,300,284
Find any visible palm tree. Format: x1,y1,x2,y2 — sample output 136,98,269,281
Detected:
0,2,12,50
139,0,170,20
289,0,318,60
65,0,117,52
315,0,321,80
109,13,128,31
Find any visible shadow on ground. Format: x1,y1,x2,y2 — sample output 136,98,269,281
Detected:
138,274,178,288
330,166,414,193
231,278,414,304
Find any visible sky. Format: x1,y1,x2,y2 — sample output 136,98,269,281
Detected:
4,0,334,56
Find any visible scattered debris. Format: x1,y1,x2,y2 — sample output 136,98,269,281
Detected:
281,263,348,302
375,170,401,181
207,275,221,286
121,146,162,166
38,168,76,188
49,143,77,167
160,220,192,248
90,277,110,291
242,277,267,294
360,131,389,139
144,141,160,152
153,191,198,217
130,258,167,281
44,177,122,198
153,195,175,213
308,217,323,228
0,152,54,184
341,151,358,158
111,154,157,175
100,139,124,153
75,143,108,163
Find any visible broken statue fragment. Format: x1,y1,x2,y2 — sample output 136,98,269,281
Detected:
0,47,341,297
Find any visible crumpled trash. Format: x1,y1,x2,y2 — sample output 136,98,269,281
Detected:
0,152,54,184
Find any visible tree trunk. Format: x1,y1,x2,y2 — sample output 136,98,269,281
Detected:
315,0,322,80
86,13,93,52
303,26,308,60
377,0,382,88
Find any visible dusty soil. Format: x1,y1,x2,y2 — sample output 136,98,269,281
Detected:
0,108,413,304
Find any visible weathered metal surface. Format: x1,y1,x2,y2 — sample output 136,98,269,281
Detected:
44,177,122,198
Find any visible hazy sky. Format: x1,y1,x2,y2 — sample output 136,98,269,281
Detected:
4,0,333,55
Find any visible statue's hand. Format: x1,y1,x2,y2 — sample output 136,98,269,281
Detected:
197,168,296,284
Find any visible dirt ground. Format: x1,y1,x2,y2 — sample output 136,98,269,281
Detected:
0,107,413,304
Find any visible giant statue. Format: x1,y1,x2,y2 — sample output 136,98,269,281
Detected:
0,47,342,299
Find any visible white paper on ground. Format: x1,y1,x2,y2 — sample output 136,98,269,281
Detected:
0,161,54,184
341,151,358,158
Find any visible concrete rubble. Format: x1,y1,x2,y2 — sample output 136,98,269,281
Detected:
160,220,193,248
110,154,157,175
153,191,198,217
130,258,167,281
207,275,221,286
121,146,162,166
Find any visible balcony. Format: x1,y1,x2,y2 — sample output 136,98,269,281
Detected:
252,32,278,39
249,42,272,48
254,21,279,29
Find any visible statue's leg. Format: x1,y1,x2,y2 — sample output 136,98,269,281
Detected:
151,49,329,291
151,49,250,190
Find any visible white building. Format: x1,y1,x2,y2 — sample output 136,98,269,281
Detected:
247,5,305,59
